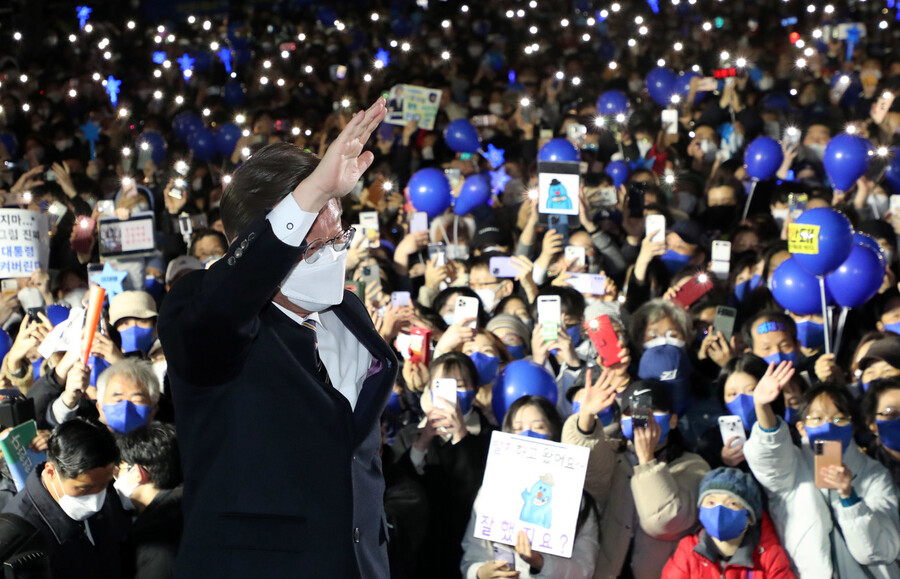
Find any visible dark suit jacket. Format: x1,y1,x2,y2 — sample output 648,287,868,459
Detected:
122,486,183,579
158,215,397,579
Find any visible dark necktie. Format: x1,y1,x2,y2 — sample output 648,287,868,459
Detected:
301,320,331,386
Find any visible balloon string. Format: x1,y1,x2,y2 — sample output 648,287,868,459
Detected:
742,179,758,220
453,215,459,248
819,277,832,354
834,306,849,356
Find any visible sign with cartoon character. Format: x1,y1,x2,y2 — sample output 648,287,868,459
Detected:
537,162,580,216
473,431,589,558
384,84,443,131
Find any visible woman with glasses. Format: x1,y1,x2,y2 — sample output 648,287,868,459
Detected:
744,362,900,577
862,378,900,489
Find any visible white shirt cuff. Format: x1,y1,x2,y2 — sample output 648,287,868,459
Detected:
410,446,427,474
266,194,319,247
51,396,79,424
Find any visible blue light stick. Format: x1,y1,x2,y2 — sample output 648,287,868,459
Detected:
76,6,91,29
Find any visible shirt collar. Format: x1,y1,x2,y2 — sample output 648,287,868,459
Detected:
272,302,320,327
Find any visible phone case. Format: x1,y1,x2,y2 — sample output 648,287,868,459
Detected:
391,292,411,308
409,327,432,365
410,212,429,233
564,246,586,268
814,440,843,488
645,215,666,244
672,273,715,309
718,415,747,447
432,378,458,409
585,315,621,366
455,297,479,329
489,257,519,279
713,307,737,341
537,297,562,326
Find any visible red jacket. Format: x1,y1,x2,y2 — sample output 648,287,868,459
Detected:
661,513,796,579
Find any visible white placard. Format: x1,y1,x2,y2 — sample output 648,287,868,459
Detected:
474,431,590,558
0,209,49,277
384,84,443,131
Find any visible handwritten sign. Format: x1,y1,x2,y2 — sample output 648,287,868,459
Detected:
788,223,820,255
0,209,49,277
473,431,589,558
384,84,443,131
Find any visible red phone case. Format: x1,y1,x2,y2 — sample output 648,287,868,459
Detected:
409,327,432,365
70,217,96,254
585,315,621,366
672,272,715,309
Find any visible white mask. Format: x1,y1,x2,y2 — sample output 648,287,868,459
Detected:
442,313,455,326
113,466,140,511
636,140,653,158
643,336,686,350
868,194,889,219
474,288,496,313
805,143,826,162
771,208,789,228
151,361,167,392
279,246,348,312
51,474,107,521
469,96,483,109
488,103,504,116
422,146,435,161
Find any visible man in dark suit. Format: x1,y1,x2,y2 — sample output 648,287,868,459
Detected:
158,98,396,578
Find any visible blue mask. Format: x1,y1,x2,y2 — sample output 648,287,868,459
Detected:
519,429,550,440
144,277,165,301
621,414,671,444
725,394,757,431
660,250,692,275
860,380,872,393
565,325,583,347
805,421,854,452
699,505,749,541
120,326,155,354
31,358,42,381
385,391,404,415
89,356,111,387
469,351,499,385
796,320,825,350
734,275,762,302
572,401,616,427
102,400,153,435
457,389,475,415
877,418,900,452
885,321,900,336
784,406,799,424
507,344,526,360
762,350,797,366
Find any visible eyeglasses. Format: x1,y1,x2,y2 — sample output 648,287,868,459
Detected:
805,415,852,427
877,409,900,422
300,227,355,264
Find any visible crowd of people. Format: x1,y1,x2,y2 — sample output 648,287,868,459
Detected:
0,0,897,576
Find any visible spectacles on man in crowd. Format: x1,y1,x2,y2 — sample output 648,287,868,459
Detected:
301,227,355,264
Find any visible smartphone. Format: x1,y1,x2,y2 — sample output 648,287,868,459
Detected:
714,67,737,79
70,216,96,254
713,306,737,342
427,243,446,267
455,296,479,329
788,193,808,220
492,543,516,571
697,77,719,91
360,211,380,232
872,91,895,125
391,291,411,308
566,123,587,146
564,246,586,269
45,169,57,182
548,214,569,245
472,114,498,127
344,280,365,300
661,109,678,135
1,279,17,300
671,271,715,309
718,415,747,447
645,214,666,244
814,439,843,488
409,327,432,365
432,378,458,409
891,195,900,215
329,64,348,81
48,201,68,226
136,145,152,171
567,273,607,296
783,126,802,148
630,390,653,428
537,295,562,343
410,212,428,234
627,183,645,218
597,186,618,207
585,315,621,366
444,168,462,190
710,240,731,280
489,256,519,279
360,264,381,287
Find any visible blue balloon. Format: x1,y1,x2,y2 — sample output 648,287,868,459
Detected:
596,90,630,116
676,71,706,104
454,174,491,216
492,360,558,423
605,160,630,188
444,119,480,153
825,243,885,308
173,112,203,142
0,133,18,157
216,123,242,157
223,80,245,108
408,168,452,218
137,131,167,165
744,137,784,181
824,134,871,191
188,128,216,162
538,138,580,162
791,207,854,277
885,148,900,195
854,232,886,261
771,256,834,315
646,67,677,106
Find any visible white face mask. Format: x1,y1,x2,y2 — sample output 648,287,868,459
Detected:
637,139,653,158
280,246,348,312
51,473,107,521
474,288,496,313
868,194,889,218
113,465,140,511
151,361,167,392
469,96,483,109
643,336,686,350
805,143,826,162
771,208,789,228
488,103,504,116
699,139,718,162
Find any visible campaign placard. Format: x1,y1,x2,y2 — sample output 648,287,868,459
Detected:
384,84,443,131
0,210,50,277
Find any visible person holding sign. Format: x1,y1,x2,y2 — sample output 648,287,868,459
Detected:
562,373,710,579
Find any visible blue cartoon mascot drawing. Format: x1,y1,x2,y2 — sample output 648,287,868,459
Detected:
520,474,554,528
545,179,572,211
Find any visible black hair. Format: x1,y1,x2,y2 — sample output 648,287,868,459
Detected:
117,423,182,490
189,228,228,257
717,354,786,418
432,286,489,327
219,142,320,240
430,351,479,391
48,418,119,480
798,384,862,433
741,310,797,351
861,378,900,425
502,395,563,442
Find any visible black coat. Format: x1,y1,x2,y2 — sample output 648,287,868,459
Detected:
122,486,183,579
1,464,129,579
158,215,398,579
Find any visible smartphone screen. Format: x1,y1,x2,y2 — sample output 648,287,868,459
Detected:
630,390,653,428
661,109,678,135
718,415,747,447
391,291,411,308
